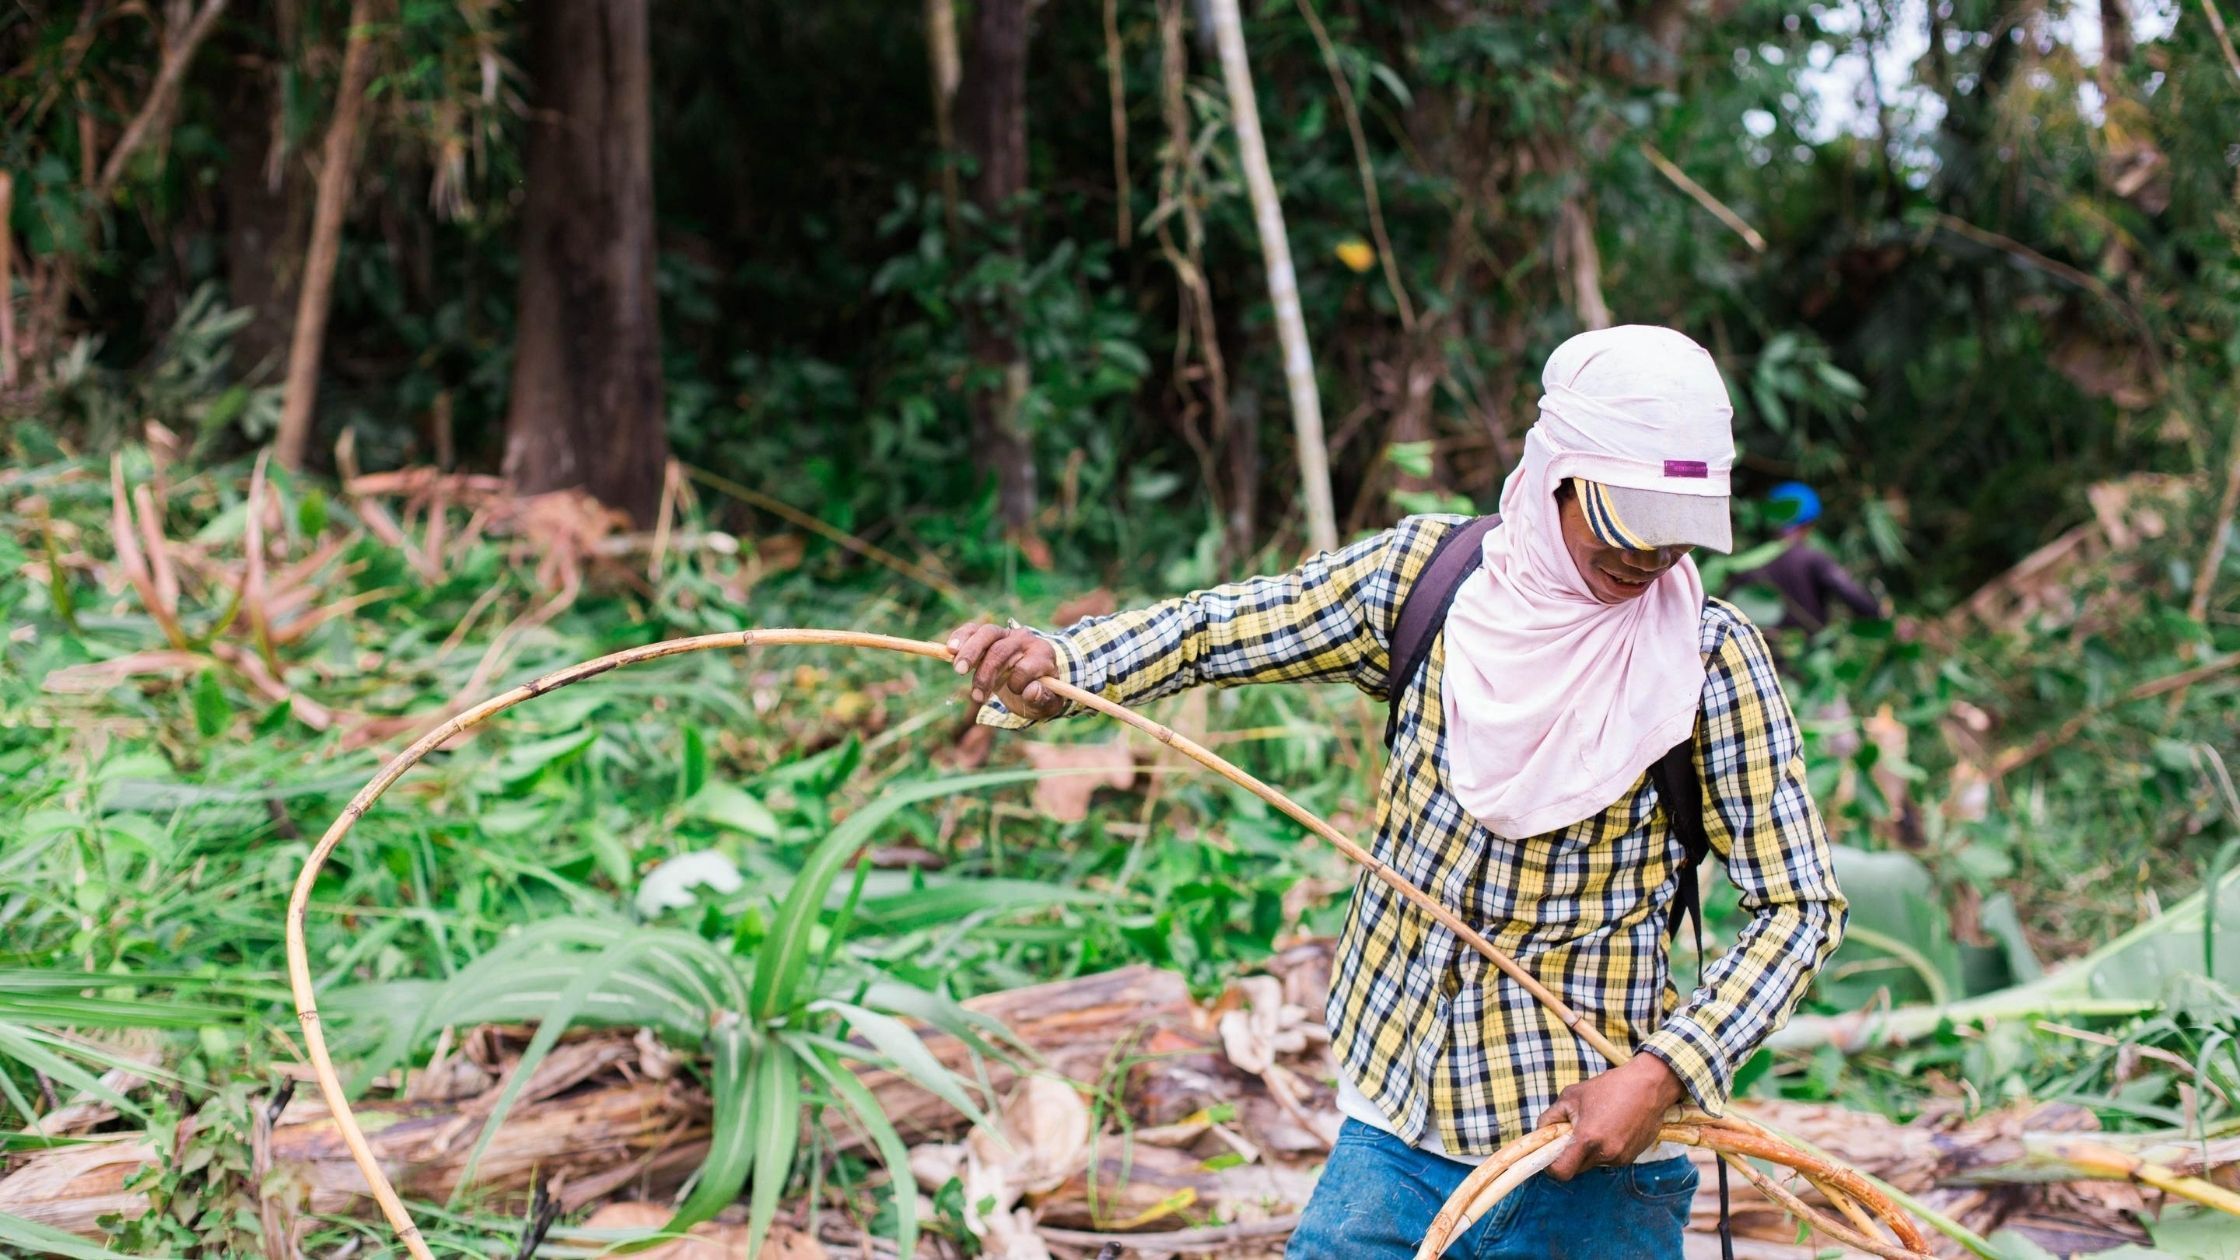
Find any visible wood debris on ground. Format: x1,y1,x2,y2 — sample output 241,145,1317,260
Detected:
0,938,2225,1256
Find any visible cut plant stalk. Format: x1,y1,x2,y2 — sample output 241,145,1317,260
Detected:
287,629,1933,1260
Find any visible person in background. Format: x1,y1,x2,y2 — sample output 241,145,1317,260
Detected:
1736,482,1886,634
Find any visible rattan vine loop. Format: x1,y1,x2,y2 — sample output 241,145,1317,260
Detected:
284,629,1932,1259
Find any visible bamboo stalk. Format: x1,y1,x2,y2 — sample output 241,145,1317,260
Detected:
0,169,15,386
1715,1152,1921,1260
2037,1135,2240,1218
1639,142,1768,253
925,0,963,244
1206,0,1339,554
1102,0,1132,248
274,0,381,471
286,630,1935,1259
2202,0,2240,86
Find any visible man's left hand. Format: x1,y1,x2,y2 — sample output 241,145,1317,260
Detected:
1534,1054,1687,1180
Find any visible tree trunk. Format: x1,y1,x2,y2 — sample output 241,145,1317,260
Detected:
271,0,377,472
924,0,963,242
502,0,670,527
216,0,303,378
1208,0,1339,554
956,0,1040,549
2101,0,2135,72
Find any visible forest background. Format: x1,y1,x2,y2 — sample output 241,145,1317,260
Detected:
4,0,2240,1256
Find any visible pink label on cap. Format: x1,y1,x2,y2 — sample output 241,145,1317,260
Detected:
1664,460,1709,478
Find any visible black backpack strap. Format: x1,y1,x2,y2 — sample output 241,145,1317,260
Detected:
1647,734,1709,940
1647,727,1734,1260
1383,515,1501,750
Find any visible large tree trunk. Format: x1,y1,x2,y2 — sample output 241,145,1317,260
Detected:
956,0,1040,550
502,0,669,527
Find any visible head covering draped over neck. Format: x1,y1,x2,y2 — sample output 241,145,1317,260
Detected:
1438,325,1734,839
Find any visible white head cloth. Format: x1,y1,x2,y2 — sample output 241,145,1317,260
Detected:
1437,326,1733,839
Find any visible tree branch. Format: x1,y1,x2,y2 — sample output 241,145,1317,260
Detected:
1294,0,1415,329
2201,0,2240,86
93,0,233,202
1640,142,1767,253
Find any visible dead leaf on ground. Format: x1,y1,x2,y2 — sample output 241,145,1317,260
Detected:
1216,976,1310,1076
1020,741,1134,823
970,1076,1092,1196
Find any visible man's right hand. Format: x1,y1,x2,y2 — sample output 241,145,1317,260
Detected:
946,623,1066,721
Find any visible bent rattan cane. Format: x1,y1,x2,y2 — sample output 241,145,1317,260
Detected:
283,629,1932,1259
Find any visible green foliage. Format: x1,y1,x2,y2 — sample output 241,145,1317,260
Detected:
14,0,2231,594
32,287,282,454
5,0,2240,1240
0,420,2231,1251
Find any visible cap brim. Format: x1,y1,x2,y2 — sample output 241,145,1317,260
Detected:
1575,479,1732,554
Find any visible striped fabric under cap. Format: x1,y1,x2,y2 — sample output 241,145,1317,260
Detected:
1571,476,1733,553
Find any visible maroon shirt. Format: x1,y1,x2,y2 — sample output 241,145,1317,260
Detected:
1738,538,1881,633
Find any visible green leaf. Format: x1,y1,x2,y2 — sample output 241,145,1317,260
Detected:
190,669,231,738
813,999,990,1128
489,729,595,788
668,1017,758,1230
2143,1205,2240,1259
751,771,1044,1020
2208,839,2240,983
1814,846,1967,1008
853,877,1098,934
1368,60,1414,108
682,726,710,799
1386,440,1435,479
0,1025,149,1123
683,783,781,839
0,1210,161,1260
743,1038,803,1260
801,1045,919,1260
427,927,746,1202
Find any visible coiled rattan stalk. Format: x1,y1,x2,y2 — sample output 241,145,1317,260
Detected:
284,629,1932,1260
1414,1114,1931,1259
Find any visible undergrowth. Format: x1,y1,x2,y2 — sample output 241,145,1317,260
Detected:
2,443,2236,1254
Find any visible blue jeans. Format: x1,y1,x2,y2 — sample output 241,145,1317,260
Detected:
1285,1120,1696,1260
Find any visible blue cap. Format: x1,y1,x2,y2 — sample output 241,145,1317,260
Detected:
1768,482,1821,527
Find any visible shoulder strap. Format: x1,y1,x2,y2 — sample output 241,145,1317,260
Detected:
1646,724,1734,1260
1383,515,1501,750
1647,733,1710,940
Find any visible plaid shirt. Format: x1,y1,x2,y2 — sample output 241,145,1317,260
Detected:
983,514,1846,1155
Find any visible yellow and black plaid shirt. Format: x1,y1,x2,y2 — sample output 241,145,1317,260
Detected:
983,514,1846,1155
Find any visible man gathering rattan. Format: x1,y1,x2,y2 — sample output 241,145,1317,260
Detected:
949,326,1848,1259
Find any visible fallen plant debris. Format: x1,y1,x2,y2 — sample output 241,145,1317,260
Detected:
9,953,2236,1257
5,452,2237,1258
